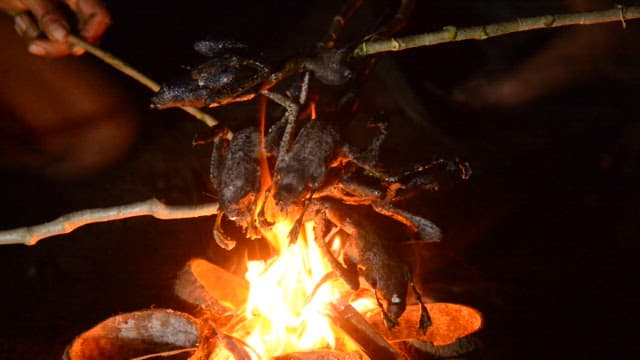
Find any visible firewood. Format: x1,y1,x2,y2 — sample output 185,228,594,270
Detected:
174,258,249,313
367,303,483,358
63,309,199,360
328,302,405,360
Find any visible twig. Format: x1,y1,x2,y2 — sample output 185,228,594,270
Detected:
68,35,218,127
317,0,364,50
354,5,640,56
0,198,219,246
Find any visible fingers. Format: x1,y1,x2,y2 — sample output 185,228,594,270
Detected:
27,37,82,57
23,0,69,41
11,0,73,56
13,11,40,39
13,10,72,57
7,0,111,57
66,0,111,42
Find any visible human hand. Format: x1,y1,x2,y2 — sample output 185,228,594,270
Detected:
0,0,111,57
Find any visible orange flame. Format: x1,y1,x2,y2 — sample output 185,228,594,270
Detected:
208,91,358,359
223,220,352,358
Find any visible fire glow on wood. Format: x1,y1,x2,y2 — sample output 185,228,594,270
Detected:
197,219,483,359
66,219,483,360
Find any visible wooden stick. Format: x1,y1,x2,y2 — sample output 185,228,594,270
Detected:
317,0,364,50
0,199,219,246
329,302,405,360
68,35,218,127
354,5,640,56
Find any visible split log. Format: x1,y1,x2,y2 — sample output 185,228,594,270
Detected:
367,303,483,358
63,309,200,360
174,258,249,313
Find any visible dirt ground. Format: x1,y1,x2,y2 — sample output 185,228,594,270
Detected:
1,1,638,358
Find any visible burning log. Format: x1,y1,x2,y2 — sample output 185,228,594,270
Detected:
63,309,200,360
174,258,249,312
66,254,483,360
173,257,483,359
367,303,483,358
328,302,405,360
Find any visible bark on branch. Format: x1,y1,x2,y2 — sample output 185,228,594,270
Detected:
0,199,219,246
354,5,640,56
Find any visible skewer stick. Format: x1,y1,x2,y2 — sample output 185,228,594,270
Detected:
0,199,219,246
68,35,218,127
354,5,640,56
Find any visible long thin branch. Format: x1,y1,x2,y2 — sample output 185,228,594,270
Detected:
0,199,219,246
68,35,218,127
354,5,640,56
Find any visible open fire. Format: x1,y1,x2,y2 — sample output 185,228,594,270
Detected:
60,1,483,357
65,215,482,360
214,219,370,358
144,0,476,355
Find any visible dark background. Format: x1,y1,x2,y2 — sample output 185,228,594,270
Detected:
1,1,638,358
